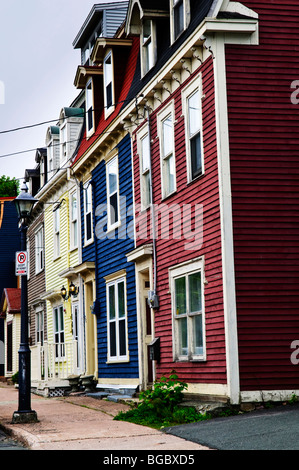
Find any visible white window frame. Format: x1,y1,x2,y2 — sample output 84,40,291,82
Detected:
170,0,191,43
53,207,60,259
86,79,94,137
137,125,151,210
182,74,204,183
35,225,44,274
141,19,156,76
106,155,120,231
83,181,93,245
170,258,206,362
157,102,176,198
53,305,65,360
70,191,78,250
104,50,114,118
106,273,128,363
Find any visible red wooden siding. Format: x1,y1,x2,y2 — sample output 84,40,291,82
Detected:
226,1,299,391
133,56,227,385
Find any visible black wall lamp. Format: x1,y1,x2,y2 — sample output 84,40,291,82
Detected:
61,282,79,301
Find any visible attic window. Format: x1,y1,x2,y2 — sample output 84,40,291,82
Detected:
104,51,114,116
141,20,156,76
170,0,190,42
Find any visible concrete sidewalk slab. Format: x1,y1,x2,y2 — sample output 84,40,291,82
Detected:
0,384,209,451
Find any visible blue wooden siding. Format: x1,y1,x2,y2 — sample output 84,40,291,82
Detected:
0,200,20,375
84,134,138,379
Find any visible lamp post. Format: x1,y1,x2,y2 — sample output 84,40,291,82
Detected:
12,182,38,424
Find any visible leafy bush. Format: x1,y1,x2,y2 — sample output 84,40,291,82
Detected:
114,373,209,429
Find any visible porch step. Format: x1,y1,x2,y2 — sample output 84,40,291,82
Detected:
86,384,138,403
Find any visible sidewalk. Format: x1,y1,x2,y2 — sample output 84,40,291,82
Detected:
0,383,209,451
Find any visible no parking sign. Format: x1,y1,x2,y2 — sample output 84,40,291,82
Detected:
15,251,28,276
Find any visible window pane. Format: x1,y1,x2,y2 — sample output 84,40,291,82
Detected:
165,154,175,194
175,277,186,315
174,0,184,38
178,317,188,356
142,134,150,172
108,160,117,194
191,133,202,179
110,323,116,357
162,115,173,157
143,20,151,43
189,272,202,313
194,314,203,355
109,193,118,225
118,282,125,318
119,319,126,356
86,212,92,240
188,90,200,136
109,285,115,319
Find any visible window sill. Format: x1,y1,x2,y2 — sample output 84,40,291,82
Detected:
186,172,205,186
83,238,94,248
106,358,130,364
161,190,177,202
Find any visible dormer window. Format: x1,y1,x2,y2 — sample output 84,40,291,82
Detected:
170,0,190,43
60,123,67,164
86,79,94,136
141,20,156,76
104,50,114,117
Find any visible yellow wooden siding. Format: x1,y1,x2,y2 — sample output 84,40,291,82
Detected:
44,188,79,346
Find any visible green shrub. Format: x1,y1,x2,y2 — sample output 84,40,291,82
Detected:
114,373,208,429
11,371,19,384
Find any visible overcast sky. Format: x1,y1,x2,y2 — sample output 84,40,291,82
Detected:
0,0,126,182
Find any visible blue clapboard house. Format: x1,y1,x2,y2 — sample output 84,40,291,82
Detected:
0,198,20,376
79,134,138,394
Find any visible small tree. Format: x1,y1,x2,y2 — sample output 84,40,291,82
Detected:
0,175,19,197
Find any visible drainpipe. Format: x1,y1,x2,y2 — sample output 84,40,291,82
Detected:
145,106,159,309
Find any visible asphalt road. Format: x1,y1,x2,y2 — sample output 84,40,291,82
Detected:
0,427,27,450
164,403,299,450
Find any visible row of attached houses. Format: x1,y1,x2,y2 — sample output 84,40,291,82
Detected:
2,0,299,405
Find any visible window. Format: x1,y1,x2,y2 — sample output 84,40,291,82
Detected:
70,192,78,249
106,156,119,229
170,0,190,42
84,181,93,244
53,208,60,258
141,20,156,76
35,226,44,274
60,123,67,163
182,76,204,182
53,305,65,360
170,259,205,361
157,104,176,198
86,79,94,136
107,277,128,361
36,309,44,345
139,131,151,209
104,51,114,116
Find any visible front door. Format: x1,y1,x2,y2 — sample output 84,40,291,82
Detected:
140,271,154,389
72,302,85,374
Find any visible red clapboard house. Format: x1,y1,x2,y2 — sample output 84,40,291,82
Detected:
123,0,299,404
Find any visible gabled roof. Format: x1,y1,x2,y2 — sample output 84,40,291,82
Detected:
73,1,129,49
0,288,21,317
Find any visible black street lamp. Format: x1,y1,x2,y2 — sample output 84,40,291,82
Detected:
12,182,38,424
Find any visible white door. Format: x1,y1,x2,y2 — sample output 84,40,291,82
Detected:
72,302,85,374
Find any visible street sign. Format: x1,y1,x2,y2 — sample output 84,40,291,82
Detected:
15,251,28,276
